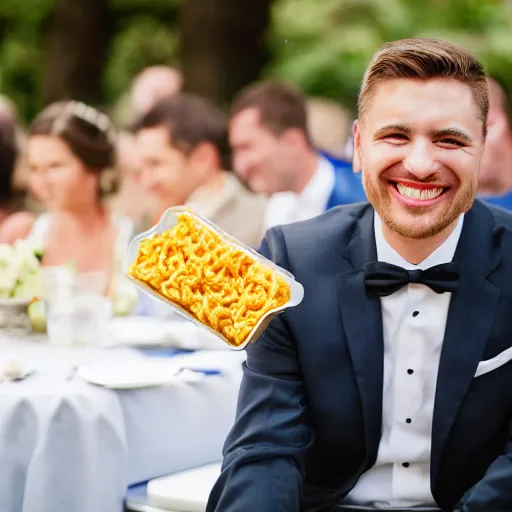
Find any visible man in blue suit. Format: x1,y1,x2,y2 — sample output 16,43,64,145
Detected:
228,81,366,230
207,38,512,511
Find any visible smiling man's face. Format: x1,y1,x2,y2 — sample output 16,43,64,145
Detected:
354,77,485,240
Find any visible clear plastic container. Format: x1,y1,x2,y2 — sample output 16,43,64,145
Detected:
124,207,304,350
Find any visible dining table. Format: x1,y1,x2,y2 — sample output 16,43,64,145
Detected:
0,323,245,512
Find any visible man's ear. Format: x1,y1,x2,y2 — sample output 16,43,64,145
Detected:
352,120,362,173
281,127,308,149
189,142,218,167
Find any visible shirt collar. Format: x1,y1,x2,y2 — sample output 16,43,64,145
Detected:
374,211,464,270
298,155,335,206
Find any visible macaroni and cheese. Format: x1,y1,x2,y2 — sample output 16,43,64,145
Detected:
128,213,291,346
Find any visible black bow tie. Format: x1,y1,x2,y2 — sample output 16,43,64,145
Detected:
364,261,461,297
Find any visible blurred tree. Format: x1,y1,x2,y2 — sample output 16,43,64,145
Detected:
42,0,111,106
180,0,272,107
267,0,512,114
0,0,53,122
0,0,181,123
2,0,512,124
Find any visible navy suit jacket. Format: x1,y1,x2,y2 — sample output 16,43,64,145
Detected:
207,200,512,512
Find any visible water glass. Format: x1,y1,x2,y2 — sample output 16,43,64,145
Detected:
46,292,112,347
43,268,112,347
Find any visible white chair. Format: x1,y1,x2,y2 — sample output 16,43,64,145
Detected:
125,464,441,512
125,463,221,512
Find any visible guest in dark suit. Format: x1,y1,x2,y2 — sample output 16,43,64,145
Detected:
207,38,512,512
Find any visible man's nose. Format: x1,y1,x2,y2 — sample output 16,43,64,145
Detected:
402,140,440,179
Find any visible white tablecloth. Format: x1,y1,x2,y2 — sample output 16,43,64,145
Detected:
0,336,244,512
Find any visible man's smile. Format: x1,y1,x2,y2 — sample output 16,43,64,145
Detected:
388,179,449,206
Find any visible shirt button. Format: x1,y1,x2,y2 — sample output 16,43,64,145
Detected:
412,311,419,317
407,369,414,375
406,418,412,424
402,462,410,468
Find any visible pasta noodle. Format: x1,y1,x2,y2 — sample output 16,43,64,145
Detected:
128,213,291,346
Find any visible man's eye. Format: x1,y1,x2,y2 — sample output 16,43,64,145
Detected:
385,133,408,141
439,138,465,147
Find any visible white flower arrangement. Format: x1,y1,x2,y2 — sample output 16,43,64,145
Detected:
0,240,43,301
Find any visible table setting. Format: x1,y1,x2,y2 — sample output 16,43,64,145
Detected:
0,322,245,512
0,208,304,512
0,243,244,512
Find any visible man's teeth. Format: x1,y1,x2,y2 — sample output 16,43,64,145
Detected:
396,183,443,200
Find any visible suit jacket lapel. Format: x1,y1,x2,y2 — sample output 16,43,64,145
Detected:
431,201,502,485
337,205,384,465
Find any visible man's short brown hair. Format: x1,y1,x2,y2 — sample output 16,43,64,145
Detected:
133,93,229,167
230,81,310,142
358,38,489,131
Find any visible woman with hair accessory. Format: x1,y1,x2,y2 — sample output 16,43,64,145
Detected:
20,101,135,308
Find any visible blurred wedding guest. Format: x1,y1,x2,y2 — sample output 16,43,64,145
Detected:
478,76,512,209
229,81,366,230
107,131,154,223
0,109,36,243
113,66,183,128
0,96,29,194
0,95,54,217
306,97,351,159
18,101,134,294
131,66,183,118
133,93,267,248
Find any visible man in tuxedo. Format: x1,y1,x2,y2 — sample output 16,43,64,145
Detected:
228,81,366,230
207,38,512,512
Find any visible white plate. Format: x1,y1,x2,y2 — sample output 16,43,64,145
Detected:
77,358,182,389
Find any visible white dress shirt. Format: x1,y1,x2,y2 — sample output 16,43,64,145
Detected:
264,156,335,229
346,212,464,509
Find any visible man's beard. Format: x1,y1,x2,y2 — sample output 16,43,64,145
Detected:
362,172,476,240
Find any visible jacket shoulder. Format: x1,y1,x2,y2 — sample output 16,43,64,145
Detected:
265,202,370,270
281,202,368,236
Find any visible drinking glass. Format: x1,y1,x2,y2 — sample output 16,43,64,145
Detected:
43,267,112,347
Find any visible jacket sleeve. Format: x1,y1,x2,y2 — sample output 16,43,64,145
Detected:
455,436,512,511
206,227,313,512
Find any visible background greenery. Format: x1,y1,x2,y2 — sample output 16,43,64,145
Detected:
1,0,512,123
267,0,512,115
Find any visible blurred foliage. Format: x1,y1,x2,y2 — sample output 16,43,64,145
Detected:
0,0,53,122
2,0,512,123
105,14,180,126
104,17,179,101
0,0,181,123
105,0,182,103
267,0,512,115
